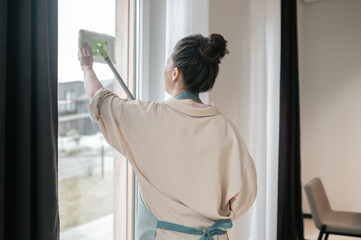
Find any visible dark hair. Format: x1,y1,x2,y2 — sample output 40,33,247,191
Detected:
171,33,229,93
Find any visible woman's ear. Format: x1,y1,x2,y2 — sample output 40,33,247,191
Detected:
172,67,180,82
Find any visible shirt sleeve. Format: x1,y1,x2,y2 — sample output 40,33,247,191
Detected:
229,158,257,221
88,87,130,155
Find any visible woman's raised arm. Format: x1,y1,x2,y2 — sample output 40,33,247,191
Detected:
78,43,103,99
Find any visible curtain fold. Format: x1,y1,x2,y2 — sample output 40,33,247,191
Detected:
0,0,59,239
246,0,281,239
0,0,7,237
208,0,281,239
277,0,304,239
164,0,210,103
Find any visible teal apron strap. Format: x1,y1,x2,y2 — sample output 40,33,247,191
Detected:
157,218,233,240
175,92,202,103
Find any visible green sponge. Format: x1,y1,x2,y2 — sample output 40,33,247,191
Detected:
78,29,116,64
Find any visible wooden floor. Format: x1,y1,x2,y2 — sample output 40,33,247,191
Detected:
304,218,357,240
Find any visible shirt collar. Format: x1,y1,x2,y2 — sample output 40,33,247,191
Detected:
164,97,220,117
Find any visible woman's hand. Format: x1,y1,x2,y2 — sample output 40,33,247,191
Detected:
78,43,93,72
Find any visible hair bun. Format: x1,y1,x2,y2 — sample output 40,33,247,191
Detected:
200,33,229,63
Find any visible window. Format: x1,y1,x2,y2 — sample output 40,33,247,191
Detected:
58,0,139,239
58,0,116,239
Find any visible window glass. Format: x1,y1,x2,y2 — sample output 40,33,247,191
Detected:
58,0,115,239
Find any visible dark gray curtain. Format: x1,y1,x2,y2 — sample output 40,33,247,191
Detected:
277,0,304,239
0,0,59,239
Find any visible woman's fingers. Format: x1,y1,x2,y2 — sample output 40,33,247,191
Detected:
79,46,84,57
85,43,92,56
79,43,93,57
81,45,87,56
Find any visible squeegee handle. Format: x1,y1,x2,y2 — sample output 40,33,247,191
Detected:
104,57,135,100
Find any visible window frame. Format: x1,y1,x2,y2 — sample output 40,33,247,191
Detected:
114,0,139,239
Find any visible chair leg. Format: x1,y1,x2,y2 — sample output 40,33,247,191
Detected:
318,226,326,240
317,232,324,240
324,233,329,240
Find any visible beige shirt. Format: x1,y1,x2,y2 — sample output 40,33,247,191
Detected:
89,88,257,240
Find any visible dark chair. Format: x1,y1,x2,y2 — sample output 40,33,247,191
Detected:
304,177,361,240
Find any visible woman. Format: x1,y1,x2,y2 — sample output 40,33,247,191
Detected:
79,33,257,240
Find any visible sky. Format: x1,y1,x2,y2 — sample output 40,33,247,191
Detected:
58,0,115,82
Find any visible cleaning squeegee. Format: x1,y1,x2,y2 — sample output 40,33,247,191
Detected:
78,29,135,100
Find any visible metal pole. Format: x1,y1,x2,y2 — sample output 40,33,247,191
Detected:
104,57,135,100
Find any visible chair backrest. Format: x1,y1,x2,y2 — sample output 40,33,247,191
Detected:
304,177,332,229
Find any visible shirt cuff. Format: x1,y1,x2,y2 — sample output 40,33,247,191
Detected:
88,87,114,122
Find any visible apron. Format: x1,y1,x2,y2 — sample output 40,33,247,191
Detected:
135,192,233,240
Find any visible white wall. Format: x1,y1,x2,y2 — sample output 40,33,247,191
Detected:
298,0,361,213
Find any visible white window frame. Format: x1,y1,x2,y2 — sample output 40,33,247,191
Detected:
114,0,138,239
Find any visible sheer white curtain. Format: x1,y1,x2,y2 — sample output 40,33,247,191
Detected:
209,0,280,239
164,0,210,103
165,0,209,57
248,0,280,239
141,0,280,239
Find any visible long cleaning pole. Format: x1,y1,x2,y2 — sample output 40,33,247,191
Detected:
98,46,135,100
